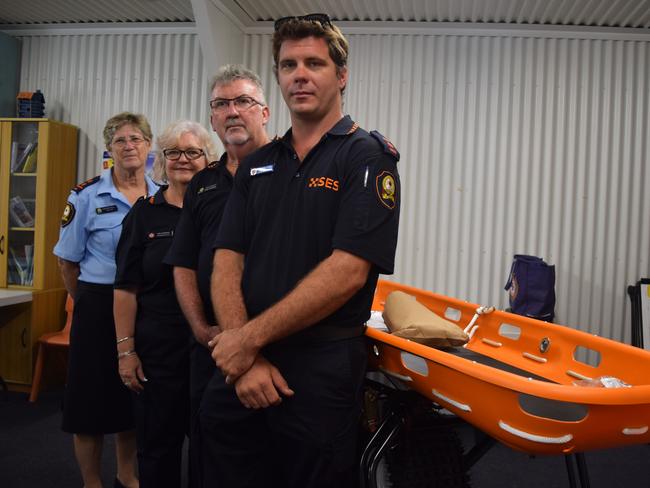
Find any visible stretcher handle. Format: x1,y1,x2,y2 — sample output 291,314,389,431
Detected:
463,306,495,345
498,420,573,445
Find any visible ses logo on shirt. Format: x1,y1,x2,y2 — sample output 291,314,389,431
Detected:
307,177,339,192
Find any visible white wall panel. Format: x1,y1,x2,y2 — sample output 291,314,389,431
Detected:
244,32,650,343
17,32,213,181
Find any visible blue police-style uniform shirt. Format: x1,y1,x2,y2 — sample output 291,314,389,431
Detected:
53,167,159,284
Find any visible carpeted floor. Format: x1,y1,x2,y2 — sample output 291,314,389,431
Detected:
0,390,133,487
0,388,648,487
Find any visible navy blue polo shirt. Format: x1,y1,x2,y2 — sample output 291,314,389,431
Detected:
214,115,401,343
114,187,185,325
163,155,233,324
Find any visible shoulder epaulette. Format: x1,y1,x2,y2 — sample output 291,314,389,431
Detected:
370,130,400,161
347,123,359,135
72,175,100,193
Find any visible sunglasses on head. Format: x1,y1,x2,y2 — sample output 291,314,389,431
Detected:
274,13,332,31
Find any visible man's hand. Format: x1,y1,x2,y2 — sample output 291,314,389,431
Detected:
209,326,259,383
196,325,221,349
234,356,294,409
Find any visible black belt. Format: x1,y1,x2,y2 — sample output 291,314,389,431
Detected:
277,323,366,346
77,280,114,294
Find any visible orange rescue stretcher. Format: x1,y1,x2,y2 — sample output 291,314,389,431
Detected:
365,280,650,457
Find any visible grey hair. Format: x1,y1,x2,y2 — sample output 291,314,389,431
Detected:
209,64,267,105
153,120,219,182
103,112,152,149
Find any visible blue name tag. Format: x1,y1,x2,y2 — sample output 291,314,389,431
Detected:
250,164,274,176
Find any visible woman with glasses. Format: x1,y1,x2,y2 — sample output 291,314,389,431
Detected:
113,120,216,488
54,112,159,488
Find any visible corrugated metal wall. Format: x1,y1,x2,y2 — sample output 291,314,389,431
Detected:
245,32,650,343
17,31,213,181
15,27,650,342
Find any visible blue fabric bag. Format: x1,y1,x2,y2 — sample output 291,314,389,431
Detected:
504,255,555,322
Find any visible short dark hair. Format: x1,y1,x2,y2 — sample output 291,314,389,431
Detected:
272,17,349,93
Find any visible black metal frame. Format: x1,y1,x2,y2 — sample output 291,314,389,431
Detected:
359,377,592,488
628,278,650,349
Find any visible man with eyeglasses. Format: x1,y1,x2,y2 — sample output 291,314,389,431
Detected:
202,14,401,488
163,64,271,487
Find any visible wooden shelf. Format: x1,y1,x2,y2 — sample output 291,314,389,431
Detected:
0,119,78,385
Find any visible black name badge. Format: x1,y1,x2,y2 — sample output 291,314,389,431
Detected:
198,184,217,195
147,230,174,239
96,205,118,214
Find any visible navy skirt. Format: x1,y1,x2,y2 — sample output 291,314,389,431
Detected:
61,281,134,434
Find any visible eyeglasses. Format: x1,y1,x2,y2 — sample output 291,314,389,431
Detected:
274,13,332,31
209,95,264,113
163,148,205,161
112,136,147,148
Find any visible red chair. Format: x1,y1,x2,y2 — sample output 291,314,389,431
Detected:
29,294,73,403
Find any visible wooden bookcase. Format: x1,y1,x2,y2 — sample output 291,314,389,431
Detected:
0,118,77,386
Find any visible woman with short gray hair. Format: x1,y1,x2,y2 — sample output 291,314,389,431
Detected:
113,119,214,488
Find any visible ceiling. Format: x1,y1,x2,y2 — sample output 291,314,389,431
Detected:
0,0,194,24
1,0,650,29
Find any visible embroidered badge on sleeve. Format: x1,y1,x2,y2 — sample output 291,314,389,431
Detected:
376,171,397,209
61,202,76,227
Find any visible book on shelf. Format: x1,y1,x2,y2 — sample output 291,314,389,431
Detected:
8,245,33,286
7,249,22,284
24,244,34,286
10,142,25,172
22,148,38,173
9,196,35,227
12,141,38,173
9,247,25,285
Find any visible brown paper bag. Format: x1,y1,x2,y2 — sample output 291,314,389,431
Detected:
382,291,469,347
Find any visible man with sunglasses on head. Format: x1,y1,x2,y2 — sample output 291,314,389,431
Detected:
163,64,271,486
202,14,401,488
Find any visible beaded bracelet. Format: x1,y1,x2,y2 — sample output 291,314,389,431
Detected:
117,349,136,359
116,336,133,345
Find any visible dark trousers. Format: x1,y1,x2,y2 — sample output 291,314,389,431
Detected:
198,337,368,488
134,319,190,488
189,340,217,487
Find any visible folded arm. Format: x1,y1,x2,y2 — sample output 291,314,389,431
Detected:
211,248,295,407
210,248,371,383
